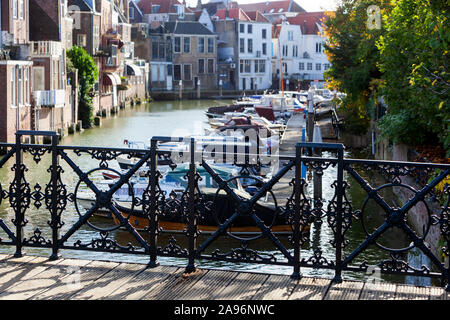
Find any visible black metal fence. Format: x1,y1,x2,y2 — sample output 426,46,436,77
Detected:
0,131,449,290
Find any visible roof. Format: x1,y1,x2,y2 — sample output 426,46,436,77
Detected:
244,11,271,23
237,1,305,14
149,21,215,35
214,8,251,21
68,0,95,12
136,0,193,15
286,12,328,35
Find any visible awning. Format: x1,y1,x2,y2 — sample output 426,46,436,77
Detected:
103,72,121,86
126,63,142,77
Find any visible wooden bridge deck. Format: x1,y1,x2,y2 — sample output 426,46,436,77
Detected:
0,254,447,300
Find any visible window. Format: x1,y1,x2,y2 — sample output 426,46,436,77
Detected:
307,63,313,71
248,24,252,34
208,59,214,74
152,5,160,13
299,62,305,71
316,63,321,71
13,0,18,19
247,39,253,53
293,45,298,57
129,7,135,19
282,45,288,57
255,60,265,73
198,59,205,74
324,63,331,70
11,68,16,106
316,42,322,53
208,38,214,53
20,0,24,19
24,67,29,104
244,60,251,73
288,31,293,41
240,60,244,73
174,65,181,80
262,43,267,56
183,37,190,53
174,37,181,53
183,64,191,81
77,34,87,47
18,68,23,105
198,37,205,53
240,38,245,53
262,29,267,39
240,24,245,33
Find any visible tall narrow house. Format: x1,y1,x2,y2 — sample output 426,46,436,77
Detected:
0,0,33,142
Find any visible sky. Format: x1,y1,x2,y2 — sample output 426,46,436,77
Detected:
185,0,338,12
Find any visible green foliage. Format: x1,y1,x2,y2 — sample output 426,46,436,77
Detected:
67,46,99,128
377,0,449,155
324,0,392,135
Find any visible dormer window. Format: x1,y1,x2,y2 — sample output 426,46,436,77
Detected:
174,5,185,19
152,5,160,14
130,7,135,19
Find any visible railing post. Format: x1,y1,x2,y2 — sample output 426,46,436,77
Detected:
334,147,345,283
13,132,25,258
49,133,60,260
148,139,160,268
291,143,302,279
185,138,197,273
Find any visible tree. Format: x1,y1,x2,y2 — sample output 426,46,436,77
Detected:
67,46,99,128
323,0,392,135
377,0,449,155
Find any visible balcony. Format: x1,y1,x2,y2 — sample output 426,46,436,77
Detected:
33,90,65,108
30,41,62,57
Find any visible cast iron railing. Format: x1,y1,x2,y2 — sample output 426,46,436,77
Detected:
0,131,448,290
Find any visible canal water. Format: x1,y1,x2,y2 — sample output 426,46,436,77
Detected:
0,100,432,285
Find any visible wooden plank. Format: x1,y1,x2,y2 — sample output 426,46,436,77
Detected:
212,272,269,300
31,260,120,300
359,282,397,300
0,258,93,300
289,277,331,300
429,287,449,300
394,284,430,300
105,266,179,300
324,280,365,300
152,269,208,300
0,256,46,294
252,274,297,300
175,270,238,300
71,262,146,300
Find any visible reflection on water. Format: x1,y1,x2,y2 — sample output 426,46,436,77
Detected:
0,100,432,285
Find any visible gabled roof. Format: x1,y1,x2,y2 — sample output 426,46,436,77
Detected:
238,1,305,14
137,0,193,15
245,11,271,23
286,12,328,35
214,8,251,21
68,0,95,12
149,21,215,35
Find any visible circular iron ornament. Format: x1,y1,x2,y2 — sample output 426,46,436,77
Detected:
212,175,279,241
360,183,432,253
73,167,136,232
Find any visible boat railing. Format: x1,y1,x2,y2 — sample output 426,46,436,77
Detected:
0,130,448,290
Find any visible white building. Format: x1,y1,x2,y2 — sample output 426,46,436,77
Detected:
285,12,331,88
237,18,273,91
272,20,303,82
213,8,273,91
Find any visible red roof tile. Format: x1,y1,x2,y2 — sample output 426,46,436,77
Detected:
286,12,328,35
214,8,251,21
238,1,305,14
137,0,193,15
245,11,271,23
